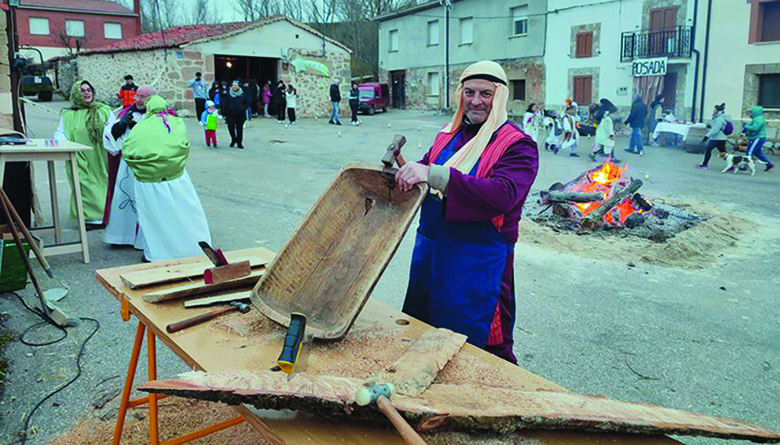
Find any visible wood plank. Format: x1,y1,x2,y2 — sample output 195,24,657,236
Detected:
121,252,274,289
184,291,252,308
369,328,466,397
139,371,780,443
142,270,264,304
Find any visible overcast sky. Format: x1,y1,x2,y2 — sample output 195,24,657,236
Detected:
116,0,329,25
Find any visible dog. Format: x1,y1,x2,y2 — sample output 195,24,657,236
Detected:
720,152,756,176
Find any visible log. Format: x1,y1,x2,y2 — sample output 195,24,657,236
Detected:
142,270,264,304
139,370,780,443
582,178,643,230
540,190,604,205
183,290,252,308
120,252,274,289
369,328,467,397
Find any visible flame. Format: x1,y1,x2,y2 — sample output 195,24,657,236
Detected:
565,161,645,226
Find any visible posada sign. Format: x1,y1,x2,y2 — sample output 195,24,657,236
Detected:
632,57,668,77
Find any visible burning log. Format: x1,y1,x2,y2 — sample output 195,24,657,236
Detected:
582,178,644,230
539,190,604,205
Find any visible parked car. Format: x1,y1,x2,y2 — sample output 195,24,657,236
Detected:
358,83,390,115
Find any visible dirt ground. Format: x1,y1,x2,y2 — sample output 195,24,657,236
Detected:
0,96,778,444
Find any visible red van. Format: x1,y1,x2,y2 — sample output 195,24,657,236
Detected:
358,83,390,115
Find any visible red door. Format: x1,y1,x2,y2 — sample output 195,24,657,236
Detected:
573,76,592,105
649,7,677,56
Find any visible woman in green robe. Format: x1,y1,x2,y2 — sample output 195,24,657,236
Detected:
54,80,113,227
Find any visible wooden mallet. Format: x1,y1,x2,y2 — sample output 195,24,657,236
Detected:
355,383,427,445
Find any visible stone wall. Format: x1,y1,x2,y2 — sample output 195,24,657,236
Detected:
52,57,77,96
0,7,13,130
743,63,780,122
277,47,352,118
394,57,545,117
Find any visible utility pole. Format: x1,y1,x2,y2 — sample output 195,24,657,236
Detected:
440,0,452,109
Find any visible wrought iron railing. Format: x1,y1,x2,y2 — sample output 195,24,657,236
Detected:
620,26,692,62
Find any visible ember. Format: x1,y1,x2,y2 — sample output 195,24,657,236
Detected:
539,161,649,229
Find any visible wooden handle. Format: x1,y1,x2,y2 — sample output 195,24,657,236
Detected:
395,153,407,168
376,396,427,445
166,306,235,333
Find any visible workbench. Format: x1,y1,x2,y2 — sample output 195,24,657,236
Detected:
0,139,92,263
96,247,677,444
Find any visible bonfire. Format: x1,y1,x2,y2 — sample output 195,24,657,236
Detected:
539,161,653,230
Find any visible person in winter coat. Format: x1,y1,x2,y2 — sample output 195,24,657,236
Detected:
697,103,731,169
523,103,540,143
624,95,647,155
285,84,298,125
262,81,272,117
349,82,360,125
274,80,287,123
742,105,774,172
200,100,221,148
589,99,620,163
242,80,253,121
646,95,664,146
222,80,250,148
329,80,342,125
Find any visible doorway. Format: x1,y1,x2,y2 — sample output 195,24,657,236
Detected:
390,70,405,109
661,72,677,113
214,55,278,88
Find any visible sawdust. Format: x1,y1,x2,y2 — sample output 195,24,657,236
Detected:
53,398,273,445
313,324,410,379
519,198,757,269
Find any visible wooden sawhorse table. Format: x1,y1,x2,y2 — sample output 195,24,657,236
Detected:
0,139,92,263
96,247,677,444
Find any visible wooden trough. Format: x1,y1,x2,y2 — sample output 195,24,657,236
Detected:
251,164,427,340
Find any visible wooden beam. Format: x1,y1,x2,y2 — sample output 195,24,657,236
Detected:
582,178,643,230
142,270,264,304
369,328,466,397
183,291,252,308
120,252,274,289
139,371,780,443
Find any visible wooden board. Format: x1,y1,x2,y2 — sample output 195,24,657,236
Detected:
121,251,274,289
369,328,466,397
140,371,780,443
251,164,427,340
184,291,252,308
96,248,681,444
142,270,264,303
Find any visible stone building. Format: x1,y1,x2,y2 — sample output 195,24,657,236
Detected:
375,0,547,117
53,16,352,118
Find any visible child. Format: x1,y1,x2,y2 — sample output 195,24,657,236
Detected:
543,113,562,154
286,84,297,125
589,99,619,163
562,105,580,157
200,100,221,148
742,106,773,172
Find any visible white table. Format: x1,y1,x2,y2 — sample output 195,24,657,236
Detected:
0,139,92,263
652,122,707,142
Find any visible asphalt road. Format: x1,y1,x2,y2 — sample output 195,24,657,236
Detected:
0,97,778,444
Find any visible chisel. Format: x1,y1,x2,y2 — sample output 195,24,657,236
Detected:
277,312,307,378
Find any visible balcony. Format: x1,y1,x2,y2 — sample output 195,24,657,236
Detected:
620,26,692,62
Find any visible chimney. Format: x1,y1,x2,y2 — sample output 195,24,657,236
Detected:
134,0,142,35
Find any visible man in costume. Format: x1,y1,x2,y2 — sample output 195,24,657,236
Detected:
395,61,539,364
102,85,155,247
121,95,212,262
54,81,111,228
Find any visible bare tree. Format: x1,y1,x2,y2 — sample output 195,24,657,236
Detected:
233,0,280,21
56,31,86,55
192,0,210,24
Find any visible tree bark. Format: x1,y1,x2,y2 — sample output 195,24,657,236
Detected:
582,178,643,230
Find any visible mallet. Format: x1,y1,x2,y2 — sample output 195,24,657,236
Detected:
355,383,427,445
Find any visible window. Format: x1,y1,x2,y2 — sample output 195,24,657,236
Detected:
66,20,85,37
427,20,439,46
460,17,473,44
573,76,592,105
576,32,593,58
511,5,528,36
760,2,780,42
28,17,49,35
511,79,526,101
104,22,123,40
428,72,440,97
758,74,780,108
389,29,399,52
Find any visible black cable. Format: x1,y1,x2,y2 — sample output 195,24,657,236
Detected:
2,292,100,445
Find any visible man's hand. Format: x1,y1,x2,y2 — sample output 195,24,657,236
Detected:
702,136,709,144
395,163,430,192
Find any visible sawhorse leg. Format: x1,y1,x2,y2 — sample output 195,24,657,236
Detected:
113,321,246,445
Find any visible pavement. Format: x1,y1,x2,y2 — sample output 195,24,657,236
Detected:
1,96,779,444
